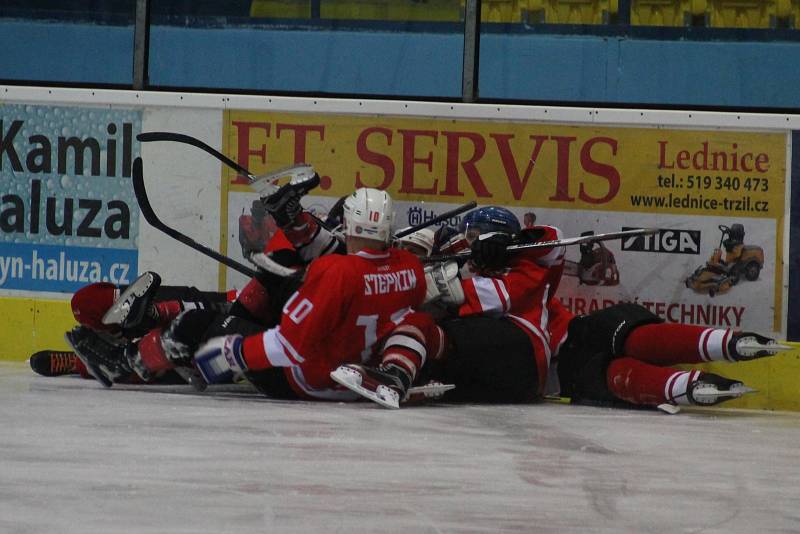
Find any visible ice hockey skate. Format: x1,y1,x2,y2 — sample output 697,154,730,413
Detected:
65,326,132,387
728,332,791,361
330,364,411,409
101,271,161,330
250,163,320,198
29,350,79,377
261,166,321,227
687,373,756,406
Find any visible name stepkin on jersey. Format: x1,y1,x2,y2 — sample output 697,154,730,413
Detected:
363,268,418,296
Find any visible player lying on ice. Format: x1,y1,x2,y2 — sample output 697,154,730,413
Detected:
31,273,234,382
54,171,339,384
66,181,448,407
340,205,789,411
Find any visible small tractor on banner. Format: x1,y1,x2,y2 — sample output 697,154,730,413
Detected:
685,224,764,297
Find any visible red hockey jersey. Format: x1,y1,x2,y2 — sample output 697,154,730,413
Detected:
458,225,568,394
241,247,426,399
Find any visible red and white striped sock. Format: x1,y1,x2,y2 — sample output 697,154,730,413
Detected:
623,323,735,364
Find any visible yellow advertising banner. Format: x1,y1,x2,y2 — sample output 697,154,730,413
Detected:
221,109,787,336
222,110,786,218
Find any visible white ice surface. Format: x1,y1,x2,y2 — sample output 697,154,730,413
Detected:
2,362,800,534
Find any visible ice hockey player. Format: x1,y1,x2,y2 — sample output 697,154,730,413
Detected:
394,227,436,257
419,206,573,403
64,169,333,387
555,303,787,410
34,272,233,381
421,206,788,410
188,187,444,407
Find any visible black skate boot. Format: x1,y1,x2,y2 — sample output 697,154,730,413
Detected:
262,170,321,228
728,332,790,361
64,326,133,387
687,373,756,406
101,271,161,331
29,350,79,376
330,363,412,409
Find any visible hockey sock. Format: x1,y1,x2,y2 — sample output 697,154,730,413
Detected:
623,323,734,364
607,357,702,406
135,328,175,379
381,316,446,383
234,277,273,324
153,301,183,326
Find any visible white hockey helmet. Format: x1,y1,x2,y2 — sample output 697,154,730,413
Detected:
394,227,435,257
342,187,394,244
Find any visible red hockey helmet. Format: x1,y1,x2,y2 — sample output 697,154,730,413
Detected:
70,282,119,330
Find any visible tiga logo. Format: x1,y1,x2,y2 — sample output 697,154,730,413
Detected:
621,227,701,254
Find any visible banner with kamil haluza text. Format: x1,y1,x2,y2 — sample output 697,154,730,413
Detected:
220,110,786,335
0,104,141,294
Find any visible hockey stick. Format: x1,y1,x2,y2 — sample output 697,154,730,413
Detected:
394,201,477,239
137,132,255,180
137,132,317,200
132,157,258,278
422,227,660,263
137,132,333,232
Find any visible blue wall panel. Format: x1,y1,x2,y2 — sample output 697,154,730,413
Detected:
0,21,133,85
479,35,614,102
478,34,800,108
148,26,464,97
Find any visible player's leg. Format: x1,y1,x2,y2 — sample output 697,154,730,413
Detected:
230,269,304,327
607,357,754,407
29,349,91,379
557,303,663,404
330,312,447,409
438,315,539,403
102,272,235,335
624,323,788,364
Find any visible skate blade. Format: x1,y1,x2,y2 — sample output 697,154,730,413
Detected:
775,340,800,352
174,367,208,392
692,385,757,403
657,403,681,415
737,340,794,355
407,382,456,398
330,367,400,409
64,331,113,388
101,272,158,326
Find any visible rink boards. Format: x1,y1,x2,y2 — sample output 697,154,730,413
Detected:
1,86,798,410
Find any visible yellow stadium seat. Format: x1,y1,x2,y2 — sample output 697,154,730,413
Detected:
250,0,311,18
526,0,613,23
322,0,462,21
479,0,526,22
631,0,703,24
776,0,797,25
631,0,692,26
250,0,462,21
705,0,777,27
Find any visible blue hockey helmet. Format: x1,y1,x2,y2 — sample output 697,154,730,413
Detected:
459,206,521,241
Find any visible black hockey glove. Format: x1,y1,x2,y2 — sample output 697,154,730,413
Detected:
470,232,512,271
